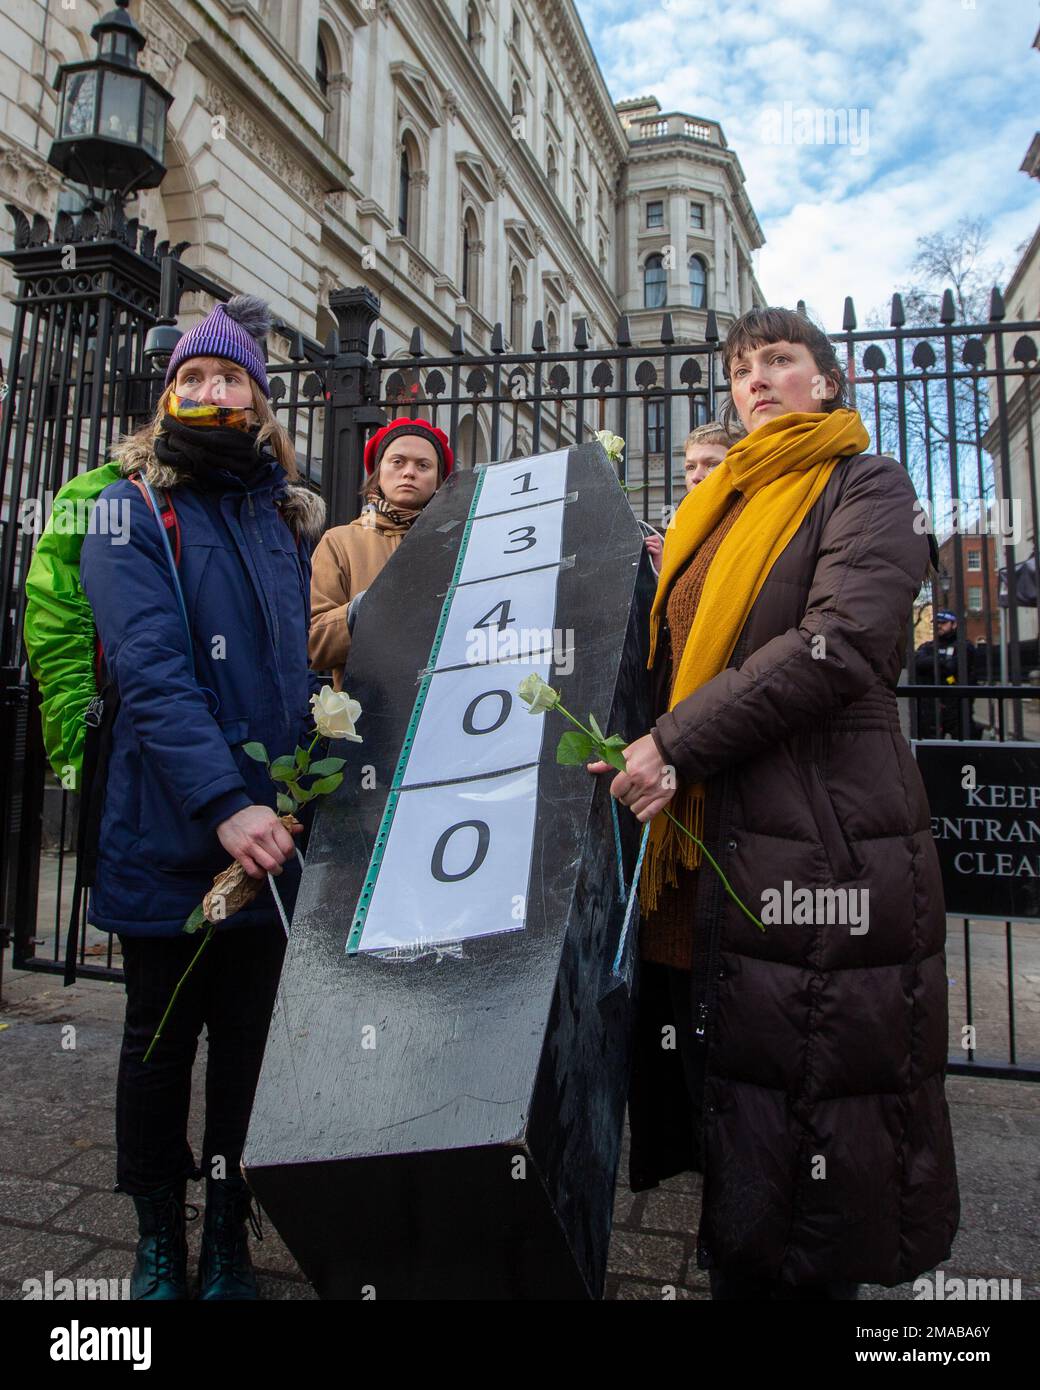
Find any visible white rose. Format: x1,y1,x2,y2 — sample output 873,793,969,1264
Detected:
595,430,626,464
310,685,363,742
518,673,560,715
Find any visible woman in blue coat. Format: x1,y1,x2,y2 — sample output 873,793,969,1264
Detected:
80,296,325,1300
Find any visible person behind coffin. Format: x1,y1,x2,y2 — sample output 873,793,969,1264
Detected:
645,420,748,577
587,305,959,1299
309,418,454,689
78,295,325,1303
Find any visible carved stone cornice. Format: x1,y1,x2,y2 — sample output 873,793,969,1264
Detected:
504,218,536,261
534,0,628,167
389,61,443,130
137,0,192,86
205,80,326,212
456,151,495,203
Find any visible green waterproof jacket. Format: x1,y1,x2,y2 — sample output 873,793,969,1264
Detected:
23,463,122,786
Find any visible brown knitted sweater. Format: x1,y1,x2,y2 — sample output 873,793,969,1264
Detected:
640,492,749,970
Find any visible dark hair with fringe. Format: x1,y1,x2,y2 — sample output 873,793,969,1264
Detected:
719,306,849,431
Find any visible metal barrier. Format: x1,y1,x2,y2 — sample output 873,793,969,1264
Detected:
1,208,1038,1077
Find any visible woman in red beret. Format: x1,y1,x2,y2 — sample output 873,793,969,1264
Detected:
309,418,453,688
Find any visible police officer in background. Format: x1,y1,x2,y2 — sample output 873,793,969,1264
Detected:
914,610,981,738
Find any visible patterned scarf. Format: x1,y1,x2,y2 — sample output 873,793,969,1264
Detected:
365,493,424,529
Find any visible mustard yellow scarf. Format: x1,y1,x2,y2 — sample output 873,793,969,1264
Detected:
640,408,870,912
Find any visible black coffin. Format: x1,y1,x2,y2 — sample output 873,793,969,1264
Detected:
244,443,655,1299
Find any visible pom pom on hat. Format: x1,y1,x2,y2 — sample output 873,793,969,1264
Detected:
364,418,454,478
165,294,272,396
223,294,273,342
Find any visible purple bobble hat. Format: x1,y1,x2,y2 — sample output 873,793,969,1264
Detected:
164,294,272,397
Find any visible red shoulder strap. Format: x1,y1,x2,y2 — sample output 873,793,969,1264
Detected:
129,473,181,566
95,475,182,681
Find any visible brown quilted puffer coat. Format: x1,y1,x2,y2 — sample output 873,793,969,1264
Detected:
628,450,960,1287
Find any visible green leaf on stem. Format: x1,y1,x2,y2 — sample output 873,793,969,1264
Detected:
556,730,597,765
309,773,344,796
295,745,308,771
276,792,297,815
269,755,297,781
308,757,347,776
602,734,627,749
182,903,207,935
599,744,628,772
242,742,269,765
589,712,604,740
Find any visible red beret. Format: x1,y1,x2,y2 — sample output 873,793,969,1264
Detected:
364,418,454,478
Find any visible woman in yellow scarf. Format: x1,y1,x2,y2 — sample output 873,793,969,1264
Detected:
589,307,958,1300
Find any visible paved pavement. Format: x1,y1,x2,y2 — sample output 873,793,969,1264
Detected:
0,962,1037,1302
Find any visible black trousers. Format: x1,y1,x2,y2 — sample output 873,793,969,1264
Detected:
115,919,286,1196
662,963,860,1303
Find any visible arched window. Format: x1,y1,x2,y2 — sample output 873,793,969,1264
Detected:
466,1,481,48
315,24,348,150
573,138,581,169
547,145,557,193
511,81,524,118
546,310,559,352
689,255,707,309
461,207,479,306
575,195,584,239
647,399,665,454
598,238,607,274
398,143,410,237
644,253,666,309
316,37,329,99
509,266,524,347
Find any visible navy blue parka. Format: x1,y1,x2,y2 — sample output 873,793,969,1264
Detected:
80,447,326,937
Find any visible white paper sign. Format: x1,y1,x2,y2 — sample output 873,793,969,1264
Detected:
457,499,566,585
401,657,553,787
473,449,569,517
357,767,538,951
434,565,561,671
350,450,574,953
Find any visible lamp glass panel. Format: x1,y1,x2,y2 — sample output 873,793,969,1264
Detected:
98,69,140,144
140,86,165,159
62,69,98,138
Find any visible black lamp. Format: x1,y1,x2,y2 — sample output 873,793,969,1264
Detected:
48,0,173,205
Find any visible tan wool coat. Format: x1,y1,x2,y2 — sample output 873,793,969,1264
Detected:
308,508,411,688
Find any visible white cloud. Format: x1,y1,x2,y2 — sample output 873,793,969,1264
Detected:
578,0,1040,316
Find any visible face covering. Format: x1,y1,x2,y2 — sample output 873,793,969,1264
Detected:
155,410,276,489
168,391,256,432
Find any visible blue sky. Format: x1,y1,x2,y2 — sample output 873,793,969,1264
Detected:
575,0,1039,324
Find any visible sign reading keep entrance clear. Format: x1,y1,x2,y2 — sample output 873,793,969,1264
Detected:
347,449,571,955
913,740,1040,921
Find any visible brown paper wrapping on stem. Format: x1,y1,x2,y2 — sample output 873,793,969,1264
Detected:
202,814,302,923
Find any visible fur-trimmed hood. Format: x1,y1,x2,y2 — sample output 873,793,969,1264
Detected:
115,436,326,543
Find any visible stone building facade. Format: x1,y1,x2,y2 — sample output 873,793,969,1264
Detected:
983,23,1039,645
2,0,764,482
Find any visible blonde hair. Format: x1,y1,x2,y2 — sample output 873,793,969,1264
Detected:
684,419,746,452
116,360,299,480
